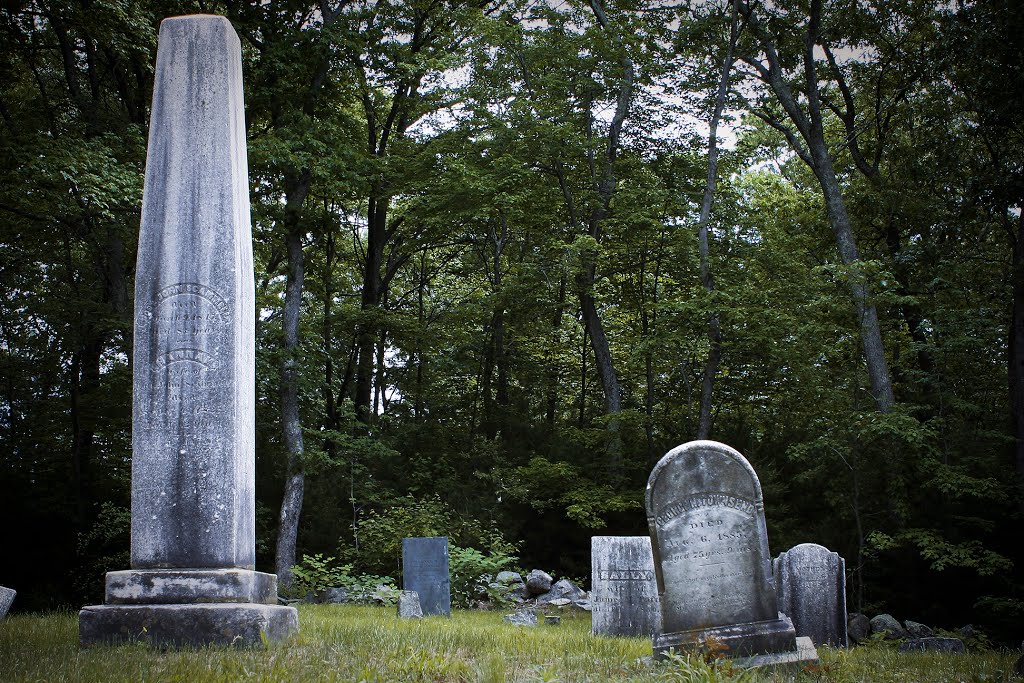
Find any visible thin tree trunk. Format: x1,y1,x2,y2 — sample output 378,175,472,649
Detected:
696,0,738,440
275,178,309,589
739,0,896,413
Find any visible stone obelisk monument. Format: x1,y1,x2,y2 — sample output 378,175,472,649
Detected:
79,15,298,647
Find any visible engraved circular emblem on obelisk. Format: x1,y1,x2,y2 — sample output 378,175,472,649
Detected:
150,283,230,371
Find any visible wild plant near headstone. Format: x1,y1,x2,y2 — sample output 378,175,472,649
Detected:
448,544,517,608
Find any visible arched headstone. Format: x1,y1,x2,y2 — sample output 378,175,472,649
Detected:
775,543,848,647
646,440,814,662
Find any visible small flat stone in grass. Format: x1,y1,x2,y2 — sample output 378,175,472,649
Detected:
898,637,965,654
503,609,537,626
544,615,561,626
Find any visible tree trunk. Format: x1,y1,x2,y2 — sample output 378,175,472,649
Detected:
696,0,738,440
275,179,309,589
355,196,387,425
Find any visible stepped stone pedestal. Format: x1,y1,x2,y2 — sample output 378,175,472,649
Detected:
78,14,297,647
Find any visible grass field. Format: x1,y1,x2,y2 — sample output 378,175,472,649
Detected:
0,605,1018,682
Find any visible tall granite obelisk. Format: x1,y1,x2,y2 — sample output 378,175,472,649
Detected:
79,15,297,647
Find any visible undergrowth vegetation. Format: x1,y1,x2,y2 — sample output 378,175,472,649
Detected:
1,606,1017,683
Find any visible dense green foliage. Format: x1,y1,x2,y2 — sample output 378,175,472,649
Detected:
1,606,1019,682
0,0,1021,642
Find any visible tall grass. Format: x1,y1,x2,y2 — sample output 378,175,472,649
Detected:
0,606,1017,682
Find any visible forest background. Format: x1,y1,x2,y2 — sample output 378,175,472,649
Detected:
0,0,1021,643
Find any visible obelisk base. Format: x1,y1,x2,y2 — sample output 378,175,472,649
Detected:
79,569,297,647
653,613,815,663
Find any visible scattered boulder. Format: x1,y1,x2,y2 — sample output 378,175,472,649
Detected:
318,587,348,604
495,571,523,585
870,614,909,640
959,624,976,640
397,590,423,619
0,587,15,619
848,613,870,644
903,620,933,639
546,598,572,607
544,615,561,626
526,570,553,595
898,637,965,654
537,578,586,604
503,609,537,626
508,583,529,602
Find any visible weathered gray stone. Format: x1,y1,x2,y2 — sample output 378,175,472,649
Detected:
0,586,15,618
537,578,586,604
402,537,450,616
508,583,529,602
105,569,276,604
319,587,348,604
734,636,819,670
591,536,660,637
544,615,561,625
526,569,553,595
774,543,848,647
78,15,296,648
503,609,537,626
870,613,908,640
79,603,297,648
898,637,965,654
847,613,870,643
397,591,423,619
903,620,933,639
647,441,807,661
495,571,523,585
546,598,572,607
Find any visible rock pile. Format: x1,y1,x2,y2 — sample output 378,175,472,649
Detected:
847,612,971,653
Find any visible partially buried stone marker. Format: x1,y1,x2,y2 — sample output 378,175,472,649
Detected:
78,15,297,647
774,543,848,648
646,440,815,663
402,537,451,616
591,536,660,637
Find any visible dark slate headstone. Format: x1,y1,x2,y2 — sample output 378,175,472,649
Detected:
591,536,661,637
78,15,297,648
774,543,848,647
646,440,814,664
0,586,15,619
402,537,450,616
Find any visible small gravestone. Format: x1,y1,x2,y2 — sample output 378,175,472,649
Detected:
591,536,660,637
646,440,816,663
402,537,450,616
774,543,848,647
503,609,537,626
0,586,15,618
78,15,297,647
397,590,423,619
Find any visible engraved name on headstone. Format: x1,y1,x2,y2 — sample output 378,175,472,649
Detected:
774,543,848,648
591,536,660,637
402,537,451,617
78,15,297,647
646,440,812,662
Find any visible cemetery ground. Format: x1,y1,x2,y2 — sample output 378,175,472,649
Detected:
1,605,1017,683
